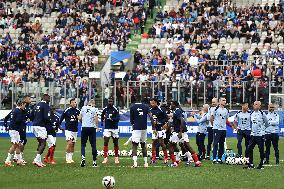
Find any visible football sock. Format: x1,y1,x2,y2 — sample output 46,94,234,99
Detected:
114,146,119,157
175,152,180,161
144,157,147,164
35,154,41,163
50,146,55,160
163,150,168,159
6,153,12,162
103,146,108,158
192,153,199,162
170,154,176,163
133,156,138,164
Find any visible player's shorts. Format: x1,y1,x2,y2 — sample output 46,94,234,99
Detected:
169,132,189,143
9,130,21,144
103,129,119,138
65,130,78,142
33,126,47,139
152,130,166,140
132,130,147,143
47,135,56,148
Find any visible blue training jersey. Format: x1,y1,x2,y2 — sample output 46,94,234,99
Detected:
149,106,167,131
32,101,51,128
130,103,149,130
60,107,80,132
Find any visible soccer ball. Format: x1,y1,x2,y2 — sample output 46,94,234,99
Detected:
159,151,164,158
147,144,152,150
234,158,241,165
147,151,152,157
128,150,132,157
102,176,115,188
101,150,104,157
108,150,114,157
97,151,102,156
120,150,127,157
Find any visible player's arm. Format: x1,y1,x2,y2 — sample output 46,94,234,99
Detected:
233,113,238,130
130,106,134,126
210,114,214,126
95,112,99,131
43,105,52,124
226,110,233,128
3,111,11,129
59,110,66,125
263,113,269,128
195,114,207,124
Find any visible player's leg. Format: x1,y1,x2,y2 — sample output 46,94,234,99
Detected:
70,133,77,162
237,130,243,157
131,130,139,167
168,132,179,167
89,128,98,167
217,131,226,163
244,136,256,168
33,127,47,167
183,134,201,167
80,128,88,167
159,137,168,163
206,127,213,159
151,138,158,163
196,133,202,159
200,133,206,160
113,131,120,164
5,130,21,166
141,130,148,167
212,130,221,163
244,131,251,158
65,131,73,163
112,129,120,163
20,129,27,163
49,137,56,164
256,136,265,169
271,133,279,165
44,135,52,163
102,129,111,163
264,134,272,164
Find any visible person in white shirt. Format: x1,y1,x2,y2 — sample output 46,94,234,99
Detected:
79,100,99,168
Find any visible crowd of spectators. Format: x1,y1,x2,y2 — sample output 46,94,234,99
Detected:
121,0,284,108
0,0,150,108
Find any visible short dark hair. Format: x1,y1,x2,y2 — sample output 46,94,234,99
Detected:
150,98,159,105
171,101,179,107
42,94,50,102
70,98,76,104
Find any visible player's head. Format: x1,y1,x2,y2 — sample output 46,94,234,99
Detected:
203,104,209,112
42,94,50,103
134,95,142,103
16,99,25,109
108,98,113,107
268,103,275,112
253,101,261,111
150,98,159,108
23,95,31,105
212,98,218,106
242,102,248,112
70,98,77,108
219,98,226,106
170,101,179,110
88,99,96,107
50,105,56,114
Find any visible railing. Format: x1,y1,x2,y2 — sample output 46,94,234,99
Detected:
0,79,101,110
103,79,284,110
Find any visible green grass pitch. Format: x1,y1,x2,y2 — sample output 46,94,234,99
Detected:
0,137,283,189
